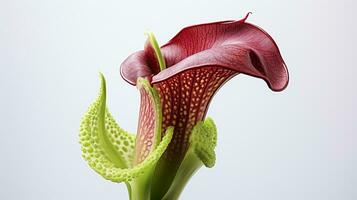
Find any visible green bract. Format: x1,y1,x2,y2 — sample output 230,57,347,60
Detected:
79,74,173,188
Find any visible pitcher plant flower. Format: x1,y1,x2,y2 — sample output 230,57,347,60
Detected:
80,13,289,200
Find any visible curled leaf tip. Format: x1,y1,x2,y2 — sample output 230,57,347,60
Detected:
241,12,252,22
79,74,136,182
247,11,253,16
99,71,104,78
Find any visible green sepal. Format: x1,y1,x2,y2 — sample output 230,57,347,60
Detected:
79,73,135,181
79,74,173,184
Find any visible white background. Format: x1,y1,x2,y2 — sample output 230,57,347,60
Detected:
1,0,356,199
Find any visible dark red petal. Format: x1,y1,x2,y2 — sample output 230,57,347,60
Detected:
160,13,249,68
120,51,153,85
120,39,160,85
156,21,288,91
121,14,288,91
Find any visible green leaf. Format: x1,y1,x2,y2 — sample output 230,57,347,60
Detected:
79,74,173,184
80,73,135,181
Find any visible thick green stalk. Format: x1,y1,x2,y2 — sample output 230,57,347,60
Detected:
150,159,179,199
161,118,217,199
128,167,154,200
162,149,203,200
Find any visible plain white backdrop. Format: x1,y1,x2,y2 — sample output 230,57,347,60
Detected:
1,0,356,199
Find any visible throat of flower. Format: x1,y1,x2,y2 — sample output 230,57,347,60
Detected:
145,31,166,71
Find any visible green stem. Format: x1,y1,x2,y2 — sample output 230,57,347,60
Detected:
150,159,179,199
162,149,203,200
128,168,153,200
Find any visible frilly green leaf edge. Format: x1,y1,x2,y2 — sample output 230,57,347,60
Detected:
189,117,217,168
79,73,173,183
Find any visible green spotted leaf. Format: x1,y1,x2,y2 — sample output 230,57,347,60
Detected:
79,74,173,183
